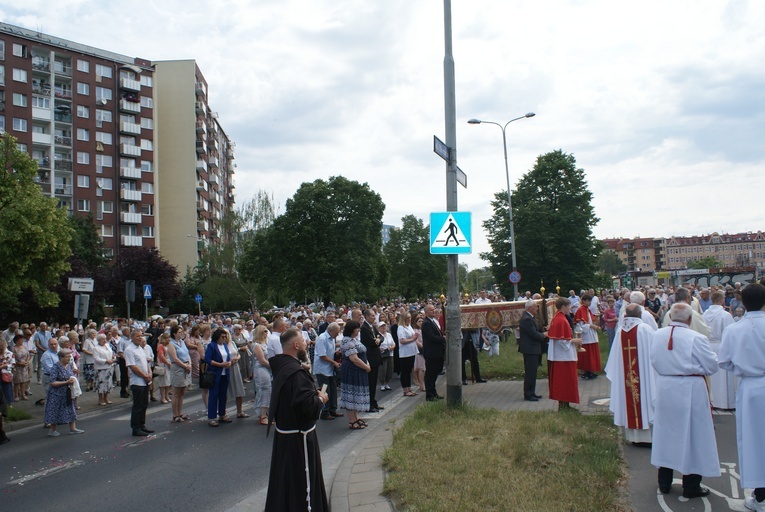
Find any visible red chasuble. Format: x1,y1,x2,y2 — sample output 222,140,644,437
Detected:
620,328,643,429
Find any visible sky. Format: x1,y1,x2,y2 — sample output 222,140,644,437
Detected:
2,0,765,274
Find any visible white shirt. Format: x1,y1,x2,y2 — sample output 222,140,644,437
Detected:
589,295,600,316
266,331,283,359
124,342,150,387
397,325,418,358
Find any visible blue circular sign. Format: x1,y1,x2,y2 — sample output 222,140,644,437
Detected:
508,270,522,284
195,294,203,303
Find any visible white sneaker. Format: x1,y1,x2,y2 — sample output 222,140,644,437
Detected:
48,431,61,437
745,496,765,512
69,429,85,435
380,386,386,391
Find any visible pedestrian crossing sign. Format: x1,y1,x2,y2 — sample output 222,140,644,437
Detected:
430,212,472,254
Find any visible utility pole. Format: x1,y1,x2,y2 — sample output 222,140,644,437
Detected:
443,0,461,407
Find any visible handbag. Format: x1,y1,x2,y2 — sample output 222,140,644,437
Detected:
70,377,83,398
1,372,11,383
153,364,166,376
199,370,215,389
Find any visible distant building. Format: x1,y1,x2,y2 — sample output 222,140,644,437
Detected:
382,224,394,245
603,232,765,272
0,22,235,273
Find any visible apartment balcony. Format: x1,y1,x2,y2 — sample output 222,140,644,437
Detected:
53,62,72,76
119,121,142,135
196,121,207,136
54,89,73,100
120,189,142,202
195,101,206,115
196,180,207,191
196,159,207,172
32,132,52,145
196,141,207,154
209,174,219,186
54,184,73,196
195,81,207,97
54,160,73,172
54,135,72,146
197,220,208,231
32,107,51,121
207,136,218,149
54,112,73,123
226,148,235,159
119,77,141,92
120,144,142,157
208,156,219,168
196,200,207,211
120,166,141,179
120,212,142,224
121,235,143,247
120,99,142,113
32,59,50,72
36,158,51,170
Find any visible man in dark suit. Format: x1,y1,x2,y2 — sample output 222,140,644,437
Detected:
422,304,446,401
518,300,548,401
360,309,383,412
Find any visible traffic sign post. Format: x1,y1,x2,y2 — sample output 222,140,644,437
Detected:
509,270,522,285
429,211,472,255
143,285,152,321
195,293,203,316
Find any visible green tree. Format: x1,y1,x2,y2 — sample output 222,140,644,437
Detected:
689,256,722,269
596,249,627,275
466,266,494,293
384,215,447,298
0,133,73,313
482,150,600,296
240,176,387,305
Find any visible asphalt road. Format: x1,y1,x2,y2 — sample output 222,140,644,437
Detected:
1,384,407,511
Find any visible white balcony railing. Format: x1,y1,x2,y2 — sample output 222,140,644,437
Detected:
120,189,142,202
119,121,141,135
32,132,52,145
120,212,142,224
120,144,141,157
119,99,141,113
119,77,141,92
121,235,143,247
196,159,207,172
120,166,141,179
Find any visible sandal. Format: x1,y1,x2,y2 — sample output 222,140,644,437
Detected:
218,416,233,423
404,391,418,397
349,420,366,430
237,412,250,418
259,416,269,425
172,416,182,423
208,420,219,427
98,402,107,406
180,414,190,421
357,419,368,427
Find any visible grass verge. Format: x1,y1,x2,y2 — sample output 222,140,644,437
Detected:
6,406,32,422
383,403,628,512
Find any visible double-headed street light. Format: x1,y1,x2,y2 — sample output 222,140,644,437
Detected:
468,112,535,300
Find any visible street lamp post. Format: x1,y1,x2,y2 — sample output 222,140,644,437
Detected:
468,113,535,300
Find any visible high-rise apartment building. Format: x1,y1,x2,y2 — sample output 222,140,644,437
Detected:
154,60,236,274
0,23,235,273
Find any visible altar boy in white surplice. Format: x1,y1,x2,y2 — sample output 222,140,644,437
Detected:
702,290,735,409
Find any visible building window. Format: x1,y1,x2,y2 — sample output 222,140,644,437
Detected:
17,143,27,153
77,175,90,188
95,154,113,168
12,68,27,83
77,59,89,73
102,247,114,258
12,93,27,107
140,96,153,108
141,204,154,216
140,117,153,130
141,160,152,172
101,225,113,237
0,116,5,133
95,87,112,101
141,182,154,194
0,41,4,60
77,199,91,212
12,43,26,57
140,75,153,87
77,128,89,141
99,177,113,190
95,109,112,123
77,82,89,96
12,118,27,132
96,132,113,145
141,226,154,238
140,139,153,150
77,105,90,118
95,64,112,78
77,152,90,164
101,201,113,214
0,65,4,85
32,96,51,109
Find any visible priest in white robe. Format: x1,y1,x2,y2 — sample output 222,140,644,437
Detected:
661,287,710,337
605,304,656,444
719,283,765,511
650,302,719,499
702,290,735,409
616,291,659,332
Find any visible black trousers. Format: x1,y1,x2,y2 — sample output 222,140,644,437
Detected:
118,357,129,395
399,356,415,389
424,357,444,398
658,467,701,491
130,384,149,431
367,364,379,409
522,353,540,398
461,338,482,382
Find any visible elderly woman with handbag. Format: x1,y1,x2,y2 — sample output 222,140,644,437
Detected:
44,349,84,436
